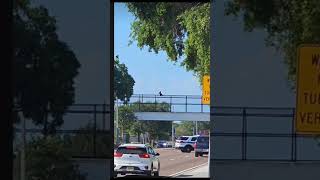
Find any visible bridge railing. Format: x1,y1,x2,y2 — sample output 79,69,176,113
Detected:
115,94,210,113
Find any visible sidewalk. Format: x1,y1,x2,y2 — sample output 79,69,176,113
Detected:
174,163,209,178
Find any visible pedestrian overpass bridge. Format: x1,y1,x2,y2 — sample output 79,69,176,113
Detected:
115,94,210,121
135,112,209,121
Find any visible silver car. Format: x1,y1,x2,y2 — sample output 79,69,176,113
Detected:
114,143,160,177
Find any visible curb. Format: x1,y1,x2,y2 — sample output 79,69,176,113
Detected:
169,162,208,177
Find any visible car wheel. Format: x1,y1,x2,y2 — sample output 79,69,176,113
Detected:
146,171,152,176
200,153,203,157
147,165,153,176
181,149,186,153
185,146,192,153
154,163,160,176
195,152,199,157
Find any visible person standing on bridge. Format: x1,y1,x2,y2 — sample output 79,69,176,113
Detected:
159,91,163,96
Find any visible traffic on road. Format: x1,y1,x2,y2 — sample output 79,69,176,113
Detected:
113,135,209,178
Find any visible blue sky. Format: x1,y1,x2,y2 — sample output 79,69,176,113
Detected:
114,3,202,96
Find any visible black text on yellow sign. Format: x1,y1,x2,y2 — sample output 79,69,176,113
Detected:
295,45,320,134
202,75,210,105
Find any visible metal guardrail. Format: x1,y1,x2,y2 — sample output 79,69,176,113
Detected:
13,103,112,159
210,107,320,161
13,101,320,161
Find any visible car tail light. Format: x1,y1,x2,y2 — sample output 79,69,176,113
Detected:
139,154,150,158
126,146,137,149
114,152,123,157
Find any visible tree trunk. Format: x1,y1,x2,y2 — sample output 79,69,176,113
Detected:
137,132,140,142
121,128,124,144
43,112,48,137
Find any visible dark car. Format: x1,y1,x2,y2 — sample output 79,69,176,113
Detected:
194,136,209,157
156,140,169,148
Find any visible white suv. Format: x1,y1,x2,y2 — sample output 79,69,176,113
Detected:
175,135,199,153
114,144,160,177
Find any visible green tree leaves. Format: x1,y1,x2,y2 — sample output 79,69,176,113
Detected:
178,3,210,79
26,136,86,180
118,105,137,135
116,102,172,143
174,121,210,137
13,0,81,135
225,0,320,89
126,2,210,84
114,56,135,103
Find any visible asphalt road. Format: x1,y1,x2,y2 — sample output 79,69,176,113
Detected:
116,148,209,178
155,148,208,176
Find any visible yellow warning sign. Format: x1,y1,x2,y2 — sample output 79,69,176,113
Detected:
202,75,210,105
296,44,320,134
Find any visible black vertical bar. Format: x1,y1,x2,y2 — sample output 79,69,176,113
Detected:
292,108,297,161
242,108,247,160
291,108,294,161
139,94,141,111
170,96,172,112
154,95,157,111
185,96,187,112
201,99,203,113
103,103,106,130
93,105,97,157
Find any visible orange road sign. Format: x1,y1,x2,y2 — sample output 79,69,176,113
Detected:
202,75,210,105
295,44,320,134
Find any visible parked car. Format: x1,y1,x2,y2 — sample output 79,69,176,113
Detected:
175,135,199,153
114,143,160,177
156,140,169,148
194,135,209,157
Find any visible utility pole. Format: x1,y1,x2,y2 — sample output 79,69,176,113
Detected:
172,122,174,149
115,98,120,145
196,121,198,135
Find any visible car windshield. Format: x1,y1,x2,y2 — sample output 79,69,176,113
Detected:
178,137,189,140
116,147,147,154
197,137,209,143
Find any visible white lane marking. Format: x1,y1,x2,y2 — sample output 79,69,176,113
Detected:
169,162,208,177
170,159,175,161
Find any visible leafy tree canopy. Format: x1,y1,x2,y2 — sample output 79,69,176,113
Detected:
175,121,194,136
174,121,210,137
225,0,320,89
63,123,112,157
130,102,172,142
126,2,210,84
114,56,135,103
26,136,86,180
13,0,80,135
118,105,137,134
117,102,172,143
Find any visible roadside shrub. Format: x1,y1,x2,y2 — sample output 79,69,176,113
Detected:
26,135,87,180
